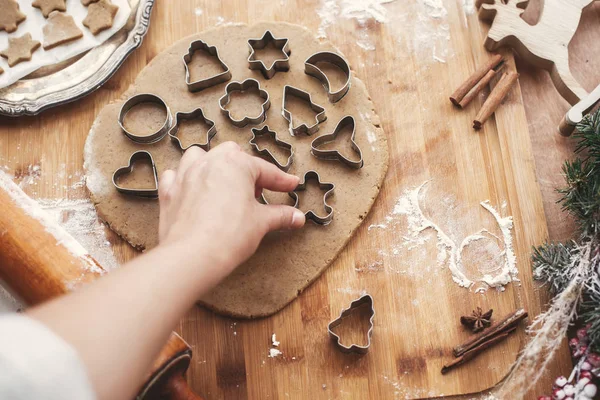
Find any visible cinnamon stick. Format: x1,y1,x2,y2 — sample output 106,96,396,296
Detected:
473,71,520,130
450,54,503,106
453,308,527,357
458,67,500,109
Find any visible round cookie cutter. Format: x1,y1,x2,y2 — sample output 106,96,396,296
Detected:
118,93,172,144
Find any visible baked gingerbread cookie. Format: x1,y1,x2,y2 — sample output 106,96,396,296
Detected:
83,0,118,35
0,33,41,67
32,0,67,18
0,0,26,33
81,0,100,5
43,12,84,50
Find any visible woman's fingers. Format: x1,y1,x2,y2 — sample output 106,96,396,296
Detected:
176,146,206,184
158,170,177,201
260,204,305,232
249,156,300,193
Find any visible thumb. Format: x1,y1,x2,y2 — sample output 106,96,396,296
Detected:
261,205,306,232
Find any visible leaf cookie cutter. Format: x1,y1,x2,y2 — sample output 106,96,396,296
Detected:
305,51,351,103
310,115,364,169
112,150,159,198
328,294,375,354
168,108,217,151
282,85,327,136
183,40,232,92
289,170,334,225
219,79,271,128
118,93,172,144
247,30,291,79
249,126,294,172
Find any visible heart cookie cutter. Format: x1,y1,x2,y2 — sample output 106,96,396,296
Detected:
247,30,291,79
168,108,217,151
328,294,375,354
219,79,271,128
118,93,172,144
183,39,232,92
282,85,327,136
249,125,294,171
289,170,334,225
112,150,159,198
310,115,364,169
304,51,351,103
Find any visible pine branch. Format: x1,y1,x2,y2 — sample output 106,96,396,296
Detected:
532,242,575,294
582,274,600,353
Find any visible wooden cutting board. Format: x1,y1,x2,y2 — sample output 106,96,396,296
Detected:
0,0,573,398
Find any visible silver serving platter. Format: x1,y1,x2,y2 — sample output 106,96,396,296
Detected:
0,0,155,117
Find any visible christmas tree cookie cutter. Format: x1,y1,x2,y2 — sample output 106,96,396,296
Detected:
219,79,271,128
304,51,351,103
289,170,335,225
118,93,172,144
168,108,217,151
328,294,375,354
247,30,291,79
310,115,364,169
249,125,293,171
282,85,326,136
183,39,232,92
112,150,159,198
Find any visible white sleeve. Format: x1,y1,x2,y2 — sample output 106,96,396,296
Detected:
0,314,96,400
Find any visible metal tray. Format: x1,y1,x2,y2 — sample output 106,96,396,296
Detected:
0,0,155,117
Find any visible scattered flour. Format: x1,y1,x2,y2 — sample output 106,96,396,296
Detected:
268,348,282,358
271,333,280,347
462,0,476,14
194,7,203,16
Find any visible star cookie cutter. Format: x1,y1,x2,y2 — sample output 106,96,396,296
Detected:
289,170,334,225
282,85,327,136
168,108,217,151
328,294,375,354
305,51,351,103
247,30,291,79
183,39,232,92
310,115,364,169
118,93,172,144
249,126,294,172
219,79,271,128
112,150,159,198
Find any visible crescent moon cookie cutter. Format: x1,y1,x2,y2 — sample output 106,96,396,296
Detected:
183,40,232,92
219,79,271,128
118,93,172,144
288,170,335,225
249,125,294,171
310,115,364,169
168,108,217,151
247,30,291,79
112,150,159,198
282,85,327,136
328,294,375,354
304,51,351,103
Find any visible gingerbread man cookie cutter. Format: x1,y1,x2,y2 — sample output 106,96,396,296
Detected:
168,108,217,151
328,294,375,354
310,115,364,169
304,51,351,103
247,30,291,79
249,125,293,171
289,170,335,225
183,39,232,92
112,150,159,198
282,85,326,136
118,93,172,144
219,79,271,128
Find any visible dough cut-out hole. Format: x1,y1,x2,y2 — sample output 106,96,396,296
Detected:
314,121,361,163
174,117,213,149
313,61,347,93
186,47,229,84
253,134,292,166
283,92,323,130
329,302,372,348
294,179,332,218
114,158,157,190
122,102,168,139
223,86,268,121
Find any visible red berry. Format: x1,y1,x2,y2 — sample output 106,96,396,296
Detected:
580,370,593,380
569,338,580,350
537,396,551,400
582,361,593,371
587,353,600,367
577,328,589,343
552,387,566,399
554,376,568,388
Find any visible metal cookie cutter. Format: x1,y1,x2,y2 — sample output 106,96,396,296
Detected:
219,79,271,128
112,150,159,198
282,85,327,136
118,93,172,144
247,30,291,79
305,51,351,103
328,294,375,354
249,126,294,171
288,170,334,225
311,115,364,169
168,108,217,152
183,40,232,92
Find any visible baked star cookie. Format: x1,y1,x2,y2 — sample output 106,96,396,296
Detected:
43,12,84,50
32,0,67,18
0,33,41,67
81,0,100,5
83,0,118,35
0,0,27,33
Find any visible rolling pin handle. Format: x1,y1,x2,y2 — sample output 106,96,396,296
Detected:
162,373,204,400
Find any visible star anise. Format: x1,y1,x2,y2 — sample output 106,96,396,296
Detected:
460,307,493,333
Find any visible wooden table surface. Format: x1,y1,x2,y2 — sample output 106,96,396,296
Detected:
2,0,599,398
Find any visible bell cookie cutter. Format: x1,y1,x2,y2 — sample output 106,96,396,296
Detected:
168,108,216,151
249,125,294,171
247,30,291,79
183,40,232,92
219,79,271,128
310,115,364,169
289,170,334,225
305,51,351,103
282,85,327,136
112,150,159,198
328,294,375,354
118,93,172,144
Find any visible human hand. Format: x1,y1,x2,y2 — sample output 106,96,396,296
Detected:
157,142,305,282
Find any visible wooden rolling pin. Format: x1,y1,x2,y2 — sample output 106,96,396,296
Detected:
0,171,202,400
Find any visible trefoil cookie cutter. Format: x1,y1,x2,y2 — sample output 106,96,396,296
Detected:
310,115,364,169
247,30,291,79
304,51,351,103
112,150,159,198
118,93,172,144
183,40,232,92
219,79,271,128
289,170,334,225
327,294,375,354
249,126,293,171
168,108,216,151
282,85,326,136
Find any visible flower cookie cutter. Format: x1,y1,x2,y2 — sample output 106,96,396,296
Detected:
118,93,172,144
327,294,375,354
183,39,232,92
112,150,159,198
310,115,364,169
219,79,271,128
289,170,334,225
282,85,326,136
304,51,351,103
247,30,291,79
168,108,217,151
249,125,293,171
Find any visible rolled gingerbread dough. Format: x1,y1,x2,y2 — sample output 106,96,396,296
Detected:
84,22,389,318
